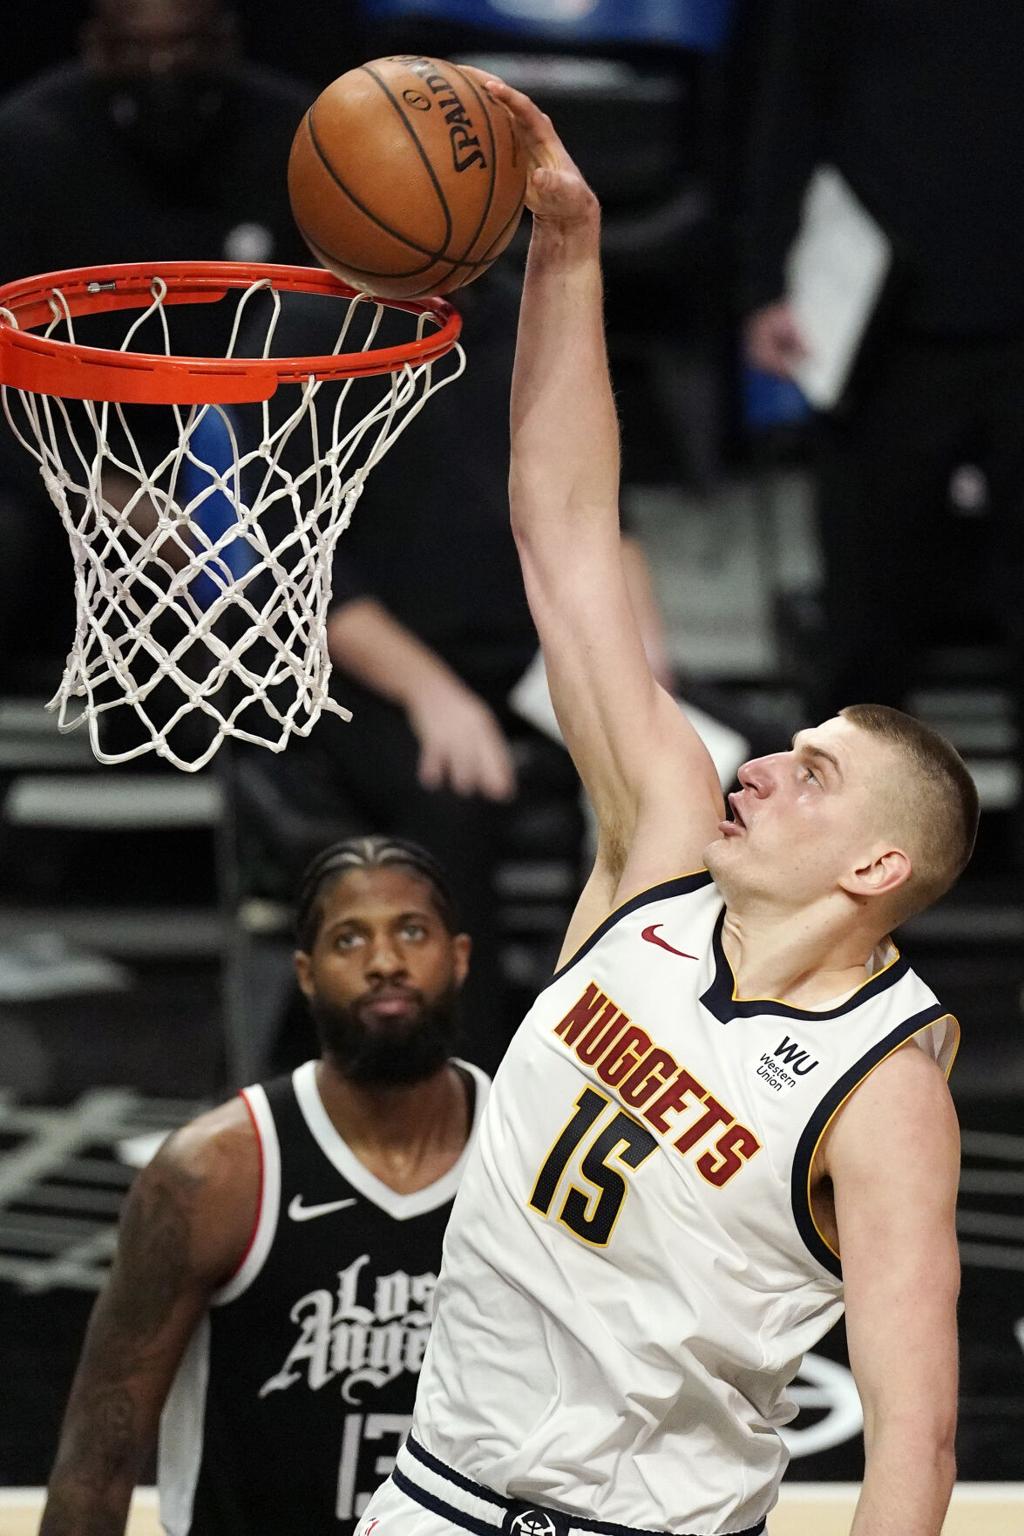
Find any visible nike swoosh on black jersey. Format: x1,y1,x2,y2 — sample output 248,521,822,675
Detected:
287,1194,358,1222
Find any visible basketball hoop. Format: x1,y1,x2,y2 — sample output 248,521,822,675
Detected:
0,262,464,771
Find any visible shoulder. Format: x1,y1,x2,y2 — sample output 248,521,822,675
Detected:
135,1099,260,1228
127,1095,261,1281
821,1039,959,1184
153,1094,259,1182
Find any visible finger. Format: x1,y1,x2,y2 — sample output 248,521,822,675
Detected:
417,741,445,792
449,750,479,799
529,166,586,203
461,63,506,91
478,739,517,802
482,760,517,802
483,80,566,167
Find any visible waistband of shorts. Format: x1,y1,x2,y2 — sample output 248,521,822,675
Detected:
392,1435,767,1536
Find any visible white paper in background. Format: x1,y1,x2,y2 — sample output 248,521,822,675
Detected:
508,649,749,790
785,165,893,411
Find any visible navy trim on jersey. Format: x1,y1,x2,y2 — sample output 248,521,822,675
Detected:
407,1433,508,1508
546,871,715,990
790,1005,950,1279
701,908,910,1024
402,1435,767,1536
394,1467,500,1536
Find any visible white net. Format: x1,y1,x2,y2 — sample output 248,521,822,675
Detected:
0,273,465,771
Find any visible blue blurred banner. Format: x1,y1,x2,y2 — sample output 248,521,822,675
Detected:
181,407,256,612
360,0,734,51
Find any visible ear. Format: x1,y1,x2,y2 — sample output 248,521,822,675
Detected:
839,846,913,901
294,948,315,999
452,933,472,991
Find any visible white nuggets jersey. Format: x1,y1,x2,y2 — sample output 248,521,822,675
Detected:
410,871,958,1535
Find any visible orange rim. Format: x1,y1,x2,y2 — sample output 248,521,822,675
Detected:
0,261,462,405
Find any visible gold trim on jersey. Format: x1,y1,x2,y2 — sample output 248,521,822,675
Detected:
722,932,903,1011
806,1012,961,1262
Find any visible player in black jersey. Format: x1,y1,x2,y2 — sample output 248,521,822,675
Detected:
41,835,488,1536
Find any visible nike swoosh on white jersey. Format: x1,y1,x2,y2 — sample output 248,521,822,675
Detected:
287,1194,358,1222
640,923,698,960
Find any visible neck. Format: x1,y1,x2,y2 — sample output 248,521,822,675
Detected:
720,897,885,1008
314,1057,469,1194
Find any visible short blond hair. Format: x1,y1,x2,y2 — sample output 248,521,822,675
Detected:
841,704,979,923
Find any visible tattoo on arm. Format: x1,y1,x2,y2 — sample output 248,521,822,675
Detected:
97,1171,201,1365
41,1154,207,1535
62,1387,137,1491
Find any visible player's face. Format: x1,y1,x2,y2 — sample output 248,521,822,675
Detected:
85,0,237,165
87,0,233,76
705,716,897,907
294,867,471,1085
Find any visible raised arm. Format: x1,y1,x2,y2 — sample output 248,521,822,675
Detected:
488,82,724,917
40,1101,258,1536
820,1045,960,1536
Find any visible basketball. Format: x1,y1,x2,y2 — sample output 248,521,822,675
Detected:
287,55,527,300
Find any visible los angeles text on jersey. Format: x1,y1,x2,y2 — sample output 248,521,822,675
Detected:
259,1253,435,1403
552,982,761,1186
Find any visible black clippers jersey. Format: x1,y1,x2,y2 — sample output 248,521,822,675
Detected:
158,1057,489,1536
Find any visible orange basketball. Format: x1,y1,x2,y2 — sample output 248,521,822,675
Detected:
287,55,527,300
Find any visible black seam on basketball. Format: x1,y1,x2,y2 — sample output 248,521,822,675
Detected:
299,216,499,283
399,268,463,299
403,276,460,298
411,189,523,295
478,185,526,263
305,242,482,299
398,250,487,298
360,62,455,255
446,63,498,265
298,222,441,283
301,91,506,278
304,104,449,268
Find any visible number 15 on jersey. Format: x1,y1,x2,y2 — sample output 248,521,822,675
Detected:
529,1087,658,1247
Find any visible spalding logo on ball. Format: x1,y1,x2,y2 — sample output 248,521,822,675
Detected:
288,55,527,299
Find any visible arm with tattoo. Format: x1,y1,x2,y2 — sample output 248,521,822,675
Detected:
40,1100,259,1536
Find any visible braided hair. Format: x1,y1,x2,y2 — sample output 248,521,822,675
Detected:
295,835,459,951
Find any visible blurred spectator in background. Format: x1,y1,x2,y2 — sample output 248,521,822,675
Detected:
738,0,1024,732
0,0,313,692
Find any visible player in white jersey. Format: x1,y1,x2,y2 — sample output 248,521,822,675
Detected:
359,87,979,1536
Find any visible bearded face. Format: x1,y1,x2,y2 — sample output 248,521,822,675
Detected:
295,866,470,1086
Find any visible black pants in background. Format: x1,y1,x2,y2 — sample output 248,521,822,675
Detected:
813,330,1024,720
